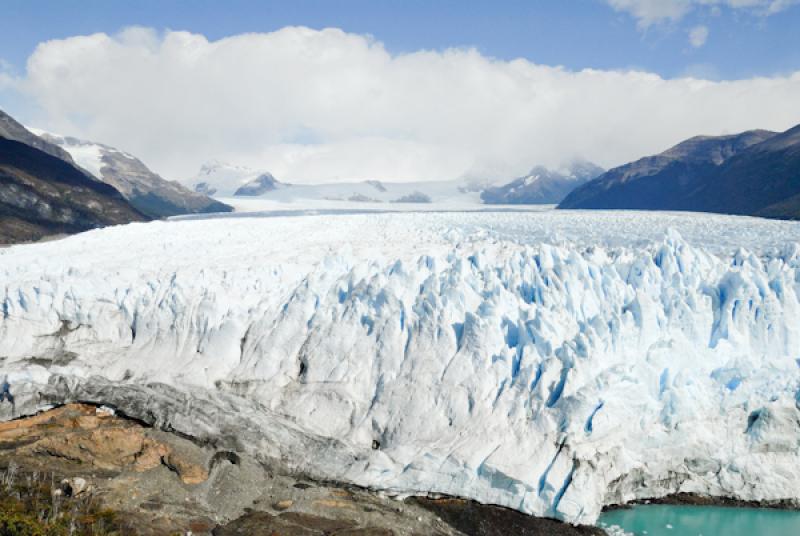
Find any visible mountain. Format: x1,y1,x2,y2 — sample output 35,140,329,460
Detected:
233,172,281,196
188,161,285,197
0,110,73,162
185,161,487,205
37,132,232,218
0,137,146,244
695,125,800,219
481,161,604,204
558,127,800,219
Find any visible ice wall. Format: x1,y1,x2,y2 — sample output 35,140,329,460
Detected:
1,215,799,524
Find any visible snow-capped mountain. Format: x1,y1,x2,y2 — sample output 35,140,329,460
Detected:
233,172,282,196
186,160,484,207
187,160,285,197
35,131,231,218
2,209,799,524
0,109,146,243
187,159,608,209
481,161,604,205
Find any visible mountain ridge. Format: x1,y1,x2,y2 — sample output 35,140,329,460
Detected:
38,131,232,218
481,161,604,204
558,125,800,219
0,137,147,243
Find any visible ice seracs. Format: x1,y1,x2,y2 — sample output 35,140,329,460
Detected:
1,210,799,525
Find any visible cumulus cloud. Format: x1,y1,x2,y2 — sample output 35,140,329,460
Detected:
688,25,710,47
607,0,799,27
11,26,800,183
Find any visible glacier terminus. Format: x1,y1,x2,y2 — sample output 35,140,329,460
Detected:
1,209,799,525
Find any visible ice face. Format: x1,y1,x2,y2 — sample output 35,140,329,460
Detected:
1,210,799,524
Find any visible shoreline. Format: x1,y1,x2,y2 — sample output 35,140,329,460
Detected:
604,492,800,512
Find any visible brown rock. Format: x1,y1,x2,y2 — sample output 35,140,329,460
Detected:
274,499,294,511
279,512,357,532
313,498,357,510
1,404,209,485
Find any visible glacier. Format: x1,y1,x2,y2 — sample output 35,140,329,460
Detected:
1,209,799,525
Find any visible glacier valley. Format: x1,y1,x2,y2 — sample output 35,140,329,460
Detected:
1,209,799,525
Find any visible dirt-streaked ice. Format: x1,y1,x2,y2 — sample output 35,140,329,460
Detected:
1,209,799,524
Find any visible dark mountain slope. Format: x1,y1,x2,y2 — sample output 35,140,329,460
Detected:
691,125,800,219
0,138,146,244
39,132,232,218
559,130,778,211
0,109,73,162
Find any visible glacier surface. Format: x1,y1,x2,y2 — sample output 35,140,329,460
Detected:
1,209,800,524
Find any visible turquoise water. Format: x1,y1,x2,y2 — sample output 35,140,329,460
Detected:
598,505,800,535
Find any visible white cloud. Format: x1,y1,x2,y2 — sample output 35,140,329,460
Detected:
688,25,710,47
11,27,800,183
607,0,692,27
607,0,799,27
0,58,14,90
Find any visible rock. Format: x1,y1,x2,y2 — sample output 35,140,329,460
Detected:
0,404,208,485
413,497,605,536
61,476,90,497
391,191,431,203
274,499,294,511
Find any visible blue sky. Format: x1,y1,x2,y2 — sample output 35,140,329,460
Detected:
2,0,799,80
1,1,800,182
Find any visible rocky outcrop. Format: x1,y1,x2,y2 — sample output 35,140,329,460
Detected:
0,403,208,484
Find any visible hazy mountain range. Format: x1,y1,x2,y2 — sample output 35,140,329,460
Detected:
481,160,604,204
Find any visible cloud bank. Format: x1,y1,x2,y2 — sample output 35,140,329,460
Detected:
10,26,800,183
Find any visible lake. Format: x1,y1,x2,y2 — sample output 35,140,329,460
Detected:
598,504,800,535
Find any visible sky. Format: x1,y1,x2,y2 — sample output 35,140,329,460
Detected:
1,0,800,183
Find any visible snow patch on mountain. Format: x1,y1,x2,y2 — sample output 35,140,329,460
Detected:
1,210,799,525
187,161,280,197
482,161,604,205
32,131,232,218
